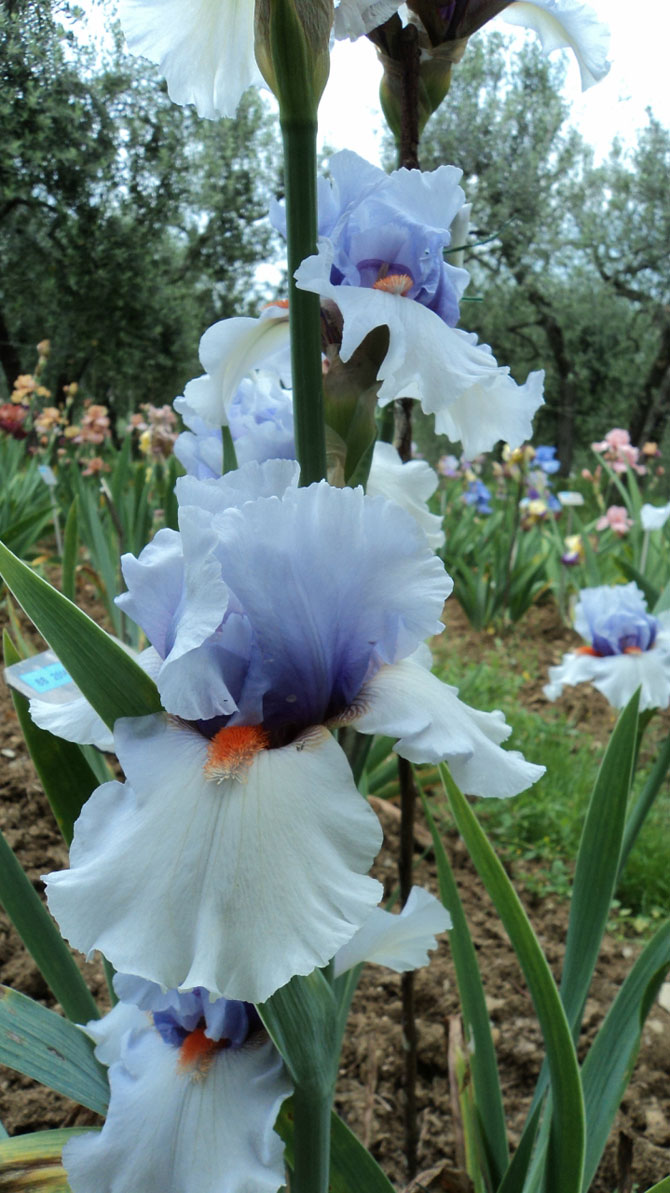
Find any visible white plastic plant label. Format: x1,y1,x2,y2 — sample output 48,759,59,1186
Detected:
4,649,79,704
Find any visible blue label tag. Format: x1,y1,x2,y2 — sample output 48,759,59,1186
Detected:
22,662,72,693
37,464,57,487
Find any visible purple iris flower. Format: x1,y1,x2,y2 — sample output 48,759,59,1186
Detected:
534,445,561,474
464,479,492,515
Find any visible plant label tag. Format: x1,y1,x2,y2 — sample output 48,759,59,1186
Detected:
37,464,57,487
4,650,80,704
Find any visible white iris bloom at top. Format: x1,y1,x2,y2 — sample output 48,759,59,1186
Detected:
117,0,263,119
117,0,608,122
544,583,670,710
335,0,610,91
46,465,543,1005
282,151,544,456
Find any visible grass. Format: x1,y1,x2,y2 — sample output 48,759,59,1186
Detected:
424,625,670,926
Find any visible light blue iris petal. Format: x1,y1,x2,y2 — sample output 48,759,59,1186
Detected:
211,483,449,729
116,529,184,658
274,149,468,327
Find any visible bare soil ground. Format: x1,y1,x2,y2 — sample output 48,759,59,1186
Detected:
1,590,669,1190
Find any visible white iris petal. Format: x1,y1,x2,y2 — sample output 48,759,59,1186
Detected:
46,717,383,1003
333,886,451,976
63,1022,289,1193
118,0,263,119
503,0,610,90
351,658,546,797
296,241,544,456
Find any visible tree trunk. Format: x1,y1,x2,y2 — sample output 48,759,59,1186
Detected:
555,373,577,476
0,308,22,392
628,310,670,446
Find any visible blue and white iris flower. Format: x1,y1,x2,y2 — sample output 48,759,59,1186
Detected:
63,889,449,1192
285,151,544,456
464,479,493,516
46,470,543,1004
533,445,561,475
175,371,296,477
544,583,670,710
178,309,291,430
63,978,290,1193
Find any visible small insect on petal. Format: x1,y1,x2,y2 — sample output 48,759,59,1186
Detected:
204,725,270,783
373,273,414,296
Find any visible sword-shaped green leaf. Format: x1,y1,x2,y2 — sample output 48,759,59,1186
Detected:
0,539,161,728
0,988,108,1113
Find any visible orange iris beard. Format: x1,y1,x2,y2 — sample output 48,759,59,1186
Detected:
204,725,270,783
576,645,643,658
178,1026,230,1074
372,273,413,296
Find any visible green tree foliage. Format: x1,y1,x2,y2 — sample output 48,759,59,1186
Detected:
0,0,282,416
416,34,670,469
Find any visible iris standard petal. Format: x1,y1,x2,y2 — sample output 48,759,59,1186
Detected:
29,693,115,752
211,483,449,727
333,0,402,39
182,314,290,428
367,441,445,549
504,0,610,90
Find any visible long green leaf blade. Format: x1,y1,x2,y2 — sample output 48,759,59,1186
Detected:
0,539,161,728
580,921,670,1190
259,969,338,1093
440,765,585,1193
0,829,98,1024
4,632,101,846
61,500,78,605
0,1128,95,1192
419,784,508,1186
561,691,639,1035
0,988,108,1113
275,1103,396,1193
619,727,670,878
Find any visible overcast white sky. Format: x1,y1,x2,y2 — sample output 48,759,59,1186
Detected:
318,0,670,165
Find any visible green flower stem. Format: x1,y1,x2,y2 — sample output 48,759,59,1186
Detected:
260,969,337,1193
290,1085,333,1193
281,116,327,485
222,425,238,475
